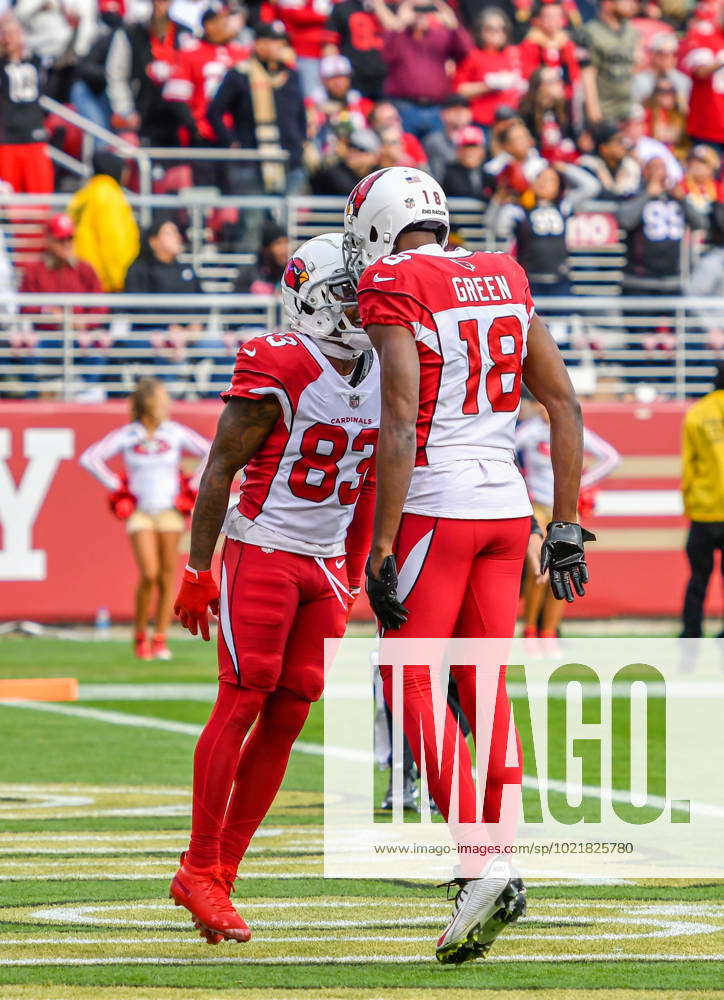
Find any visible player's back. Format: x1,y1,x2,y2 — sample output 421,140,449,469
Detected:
358,243,533,469
221,331,379,555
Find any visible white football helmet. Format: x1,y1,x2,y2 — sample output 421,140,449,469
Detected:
342,166,450,282
280,232,370,359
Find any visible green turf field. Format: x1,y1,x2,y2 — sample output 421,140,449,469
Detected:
1,635,723,999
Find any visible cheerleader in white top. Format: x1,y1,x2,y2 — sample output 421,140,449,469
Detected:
80,378,211,660
516,399,620,647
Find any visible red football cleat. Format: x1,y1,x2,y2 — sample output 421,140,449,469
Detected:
169,861,250,943
134,634,152,660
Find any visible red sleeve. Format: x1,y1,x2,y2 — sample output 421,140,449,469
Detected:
220,335,322,412
345,468,375,592
357,260,432,333
453,50,480,89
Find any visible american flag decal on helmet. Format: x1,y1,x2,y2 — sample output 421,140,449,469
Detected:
346,168,390,219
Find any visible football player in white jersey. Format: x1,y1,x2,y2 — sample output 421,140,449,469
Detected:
343,167,594,964
79,378,211,661
171,233,380,945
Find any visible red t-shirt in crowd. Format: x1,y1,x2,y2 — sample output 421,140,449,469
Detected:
261,0,332,59
680,21,724,143
454,45,526,126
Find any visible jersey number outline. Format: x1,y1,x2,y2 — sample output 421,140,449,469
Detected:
289,423,376,504
458,315,523,414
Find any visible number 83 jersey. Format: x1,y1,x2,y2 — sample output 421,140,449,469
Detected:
221,332,379,557
357,243,532,520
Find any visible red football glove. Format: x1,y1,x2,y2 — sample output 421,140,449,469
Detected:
109,478,136,521
577,487,598,519
174,472,198,515
174,565,220,641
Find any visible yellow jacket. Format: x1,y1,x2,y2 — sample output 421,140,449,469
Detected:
68,175,139,292
681,389,724,521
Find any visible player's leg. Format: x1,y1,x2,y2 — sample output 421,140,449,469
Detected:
153,523,183,659
380,515,479,823
128,525,159,659
436,517,529,965
682,522,715,637
171,541,301,940
219,559,348,876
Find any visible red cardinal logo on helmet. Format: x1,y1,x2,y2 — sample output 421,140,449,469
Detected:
283,257,310,292
346,168,390,219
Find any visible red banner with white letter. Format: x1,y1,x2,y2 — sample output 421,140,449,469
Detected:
0,401,716,622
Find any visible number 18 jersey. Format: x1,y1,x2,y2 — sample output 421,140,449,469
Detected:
357,243,532,520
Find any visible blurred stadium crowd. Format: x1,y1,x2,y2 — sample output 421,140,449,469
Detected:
0,0,723,397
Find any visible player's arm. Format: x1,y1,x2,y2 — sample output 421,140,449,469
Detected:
523,314,594,601
366,323,419,575
174,395,279,639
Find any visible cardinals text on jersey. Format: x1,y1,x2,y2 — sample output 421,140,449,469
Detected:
357,242,532,520
221,332,379,557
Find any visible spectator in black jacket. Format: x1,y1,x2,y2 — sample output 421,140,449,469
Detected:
206,22,307,195
310,127,381,194
106,0,191,146
70,7,124,140
123,218,203,378
442,125,488,198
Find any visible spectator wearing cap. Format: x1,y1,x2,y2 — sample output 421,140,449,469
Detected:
519,65,578,163
578,121,641,198
519,0,581,99
207,21,307,194
106,0,193,147
423,93,472,181
259,0,332,96
369,101,427,167
454,9,526,131
631,32,691,109
323,0,389,100
19,215,108,382
67,151,140,293
0,16,54,194
309,54,371,156
380,0,472,139
575,0,638,124
163,4,249,187
680,0,724,153
442,125,489,197
310,126,380,193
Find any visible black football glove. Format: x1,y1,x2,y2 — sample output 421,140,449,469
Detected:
365,555,409,631
540,521,596,603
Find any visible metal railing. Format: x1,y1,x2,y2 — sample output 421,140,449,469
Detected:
0,293,281,399
1,293,723,401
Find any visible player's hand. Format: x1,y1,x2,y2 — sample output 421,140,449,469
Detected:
365,555,409,631
346,586,361,623
174,566,220,641
540,522,596,603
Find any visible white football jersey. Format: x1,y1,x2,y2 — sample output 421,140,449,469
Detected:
358,243,532,519
80,420,211,513
516,414,621,507
221,332,379,557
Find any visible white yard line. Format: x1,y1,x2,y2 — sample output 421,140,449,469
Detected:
4,699,724,818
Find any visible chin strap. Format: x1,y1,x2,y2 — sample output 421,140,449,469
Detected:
317,339,362,360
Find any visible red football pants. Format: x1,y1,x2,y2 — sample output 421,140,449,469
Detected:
380,515,529,869
187,540,348,870
0,143,54,193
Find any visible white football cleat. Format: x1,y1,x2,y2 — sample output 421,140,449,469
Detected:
435,859,526,965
